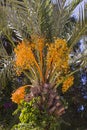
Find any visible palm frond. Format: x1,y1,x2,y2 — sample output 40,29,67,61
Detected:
4,0,53,41
52,0,82,37
3,0,83,41
0,32,21,88
69,3,87,49
0,6,8,32
0,54,14,88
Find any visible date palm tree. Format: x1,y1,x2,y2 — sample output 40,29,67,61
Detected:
0,0,87,129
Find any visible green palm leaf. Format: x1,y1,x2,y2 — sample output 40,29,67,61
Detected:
1,0,86,42
4,0,53,40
